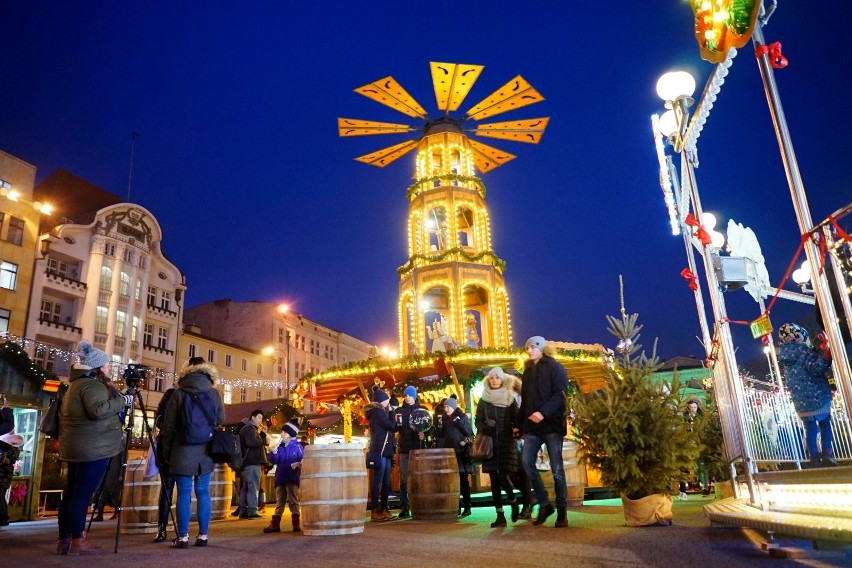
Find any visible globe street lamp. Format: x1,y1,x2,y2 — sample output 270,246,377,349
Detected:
654,69,759,491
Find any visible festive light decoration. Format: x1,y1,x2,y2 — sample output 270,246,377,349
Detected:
0,340,58,388
691,0,760,64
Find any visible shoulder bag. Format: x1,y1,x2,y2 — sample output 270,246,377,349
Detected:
469,404,494,462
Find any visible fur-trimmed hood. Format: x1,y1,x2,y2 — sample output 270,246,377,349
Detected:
178,361,220,383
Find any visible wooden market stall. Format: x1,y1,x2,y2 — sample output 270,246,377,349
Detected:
297,343,610,494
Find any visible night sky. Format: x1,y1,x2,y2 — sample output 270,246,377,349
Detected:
1,2,849,368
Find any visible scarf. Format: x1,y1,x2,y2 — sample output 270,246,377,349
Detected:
481,385,512,407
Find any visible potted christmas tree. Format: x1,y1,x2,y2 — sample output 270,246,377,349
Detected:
573,311,701,526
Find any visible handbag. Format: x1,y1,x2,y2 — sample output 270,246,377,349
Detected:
145,442,160,477
470,404,494,462
39,396,61,438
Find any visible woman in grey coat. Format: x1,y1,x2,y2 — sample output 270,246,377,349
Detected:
160,357,225,548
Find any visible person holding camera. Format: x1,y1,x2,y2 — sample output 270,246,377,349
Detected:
56,341,132,555
160,356,225,548
392,385,424,519
151,382,177,542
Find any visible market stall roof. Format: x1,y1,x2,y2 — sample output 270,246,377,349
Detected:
306,343,609,404
223,399,298,427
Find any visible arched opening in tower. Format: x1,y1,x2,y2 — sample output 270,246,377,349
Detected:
462,284,488,348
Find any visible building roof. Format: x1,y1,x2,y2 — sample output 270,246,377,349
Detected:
657,355,706,371
35,169,122,232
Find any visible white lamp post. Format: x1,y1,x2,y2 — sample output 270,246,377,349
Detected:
654,70,758,489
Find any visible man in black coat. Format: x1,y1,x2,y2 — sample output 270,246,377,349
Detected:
513,336,569,528
393,385,424,519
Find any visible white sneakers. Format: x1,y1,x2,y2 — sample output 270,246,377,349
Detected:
679,492,688,501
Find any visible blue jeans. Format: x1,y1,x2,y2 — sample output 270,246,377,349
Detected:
58,458,109,538
521,432,566,509
175,472,211,537
802,412,833,460
370,456,392,510
239,465,261,515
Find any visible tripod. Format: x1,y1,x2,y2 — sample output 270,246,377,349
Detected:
87,387,176,553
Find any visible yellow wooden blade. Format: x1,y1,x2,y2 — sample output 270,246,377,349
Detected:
465,75,545,121
430,62,484,113
338,117,416,137
354,140,419,168
354,76,428,119
473,117,550,144
468,139,516,173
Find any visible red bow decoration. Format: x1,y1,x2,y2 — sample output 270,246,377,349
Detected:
755,42,788,69
816,332,830,353
307,428,317,436
684,213,711,247
9,482,27,506
680,268,698,291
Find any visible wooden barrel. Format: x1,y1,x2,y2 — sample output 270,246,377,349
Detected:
190,464,234,520
540,439,585,507
119,458,160,534
300,444,368,536
408,448,459,520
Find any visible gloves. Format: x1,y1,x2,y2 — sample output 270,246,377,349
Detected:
290,461,302,469
123,394,134,406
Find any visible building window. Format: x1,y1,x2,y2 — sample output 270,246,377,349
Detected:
104,242,116,256
277,385,283,398
157,327,169,349
34,346,56,372
99,267,112,291
240,387,247,403
143,323,154,346
5,217,23,245
241,358,247,371
134,279,142,300
225,354,232,367
161,291,171,311
224,383,232,404
256,362,263,375
47,257,69,277
154,368,164,392
278,357,283,374
39,300,61,322
0,308,10,334
123,248,134,263
147,286,157,306
207,349,215,363
95,306,108,334
189,344,197,358
0,261,18,290
278,328,285,343
119,272,130,296
256,390,262,402
115,311,127,337
330,348,334,359
131,316,140,341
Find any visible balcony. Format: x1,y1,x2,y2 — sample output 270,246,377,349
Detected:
143,342,174,357
44,270,87,296
98,290,112,303
146,302,178,319
36,318,83,343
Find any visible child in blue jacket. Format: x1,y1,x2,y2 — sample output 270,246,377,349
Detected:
263,418,304,532
777,323,837,467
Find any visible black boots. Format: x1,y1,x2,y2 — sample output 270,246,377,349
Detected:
263,515,281,533
397,506,411,519
518,504,532,519
490,511,507,527
533,503,554,526
509,499,520,523
153,527,167,542
459,507,472,517
292,514,301,532
555,507,568,528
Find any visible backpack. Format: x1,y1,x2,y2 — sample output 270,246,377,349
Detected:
180,391,217,445
210,427,242,467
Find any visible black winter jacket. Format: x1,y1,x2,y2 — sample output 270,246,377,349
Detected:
442,407,474,474
514,355,568,436
365,402,396,466
393,400,424,454
475,400,519,474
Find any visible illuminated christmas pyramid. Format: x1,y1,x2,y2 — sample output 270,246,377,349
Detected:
339,62,549,356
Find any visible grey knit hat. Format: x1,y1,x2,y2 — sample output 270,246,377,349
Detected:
525,336,546,351
79,341,110,369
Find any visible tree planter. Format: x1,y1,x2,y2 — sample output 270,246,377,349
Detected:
621,493,673,527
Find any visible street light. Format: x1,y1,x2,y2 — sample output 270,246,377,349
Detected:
654,69,758,487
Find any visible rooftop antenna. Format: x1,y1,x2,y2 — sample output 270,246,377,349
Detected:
126,131,139,202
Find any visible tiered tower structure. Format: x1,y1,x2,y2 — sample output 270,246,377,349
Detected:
339,62,548,356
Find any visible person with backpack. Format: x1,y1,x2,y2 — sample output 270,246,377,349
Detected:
234,409,268,519
159,357,225,549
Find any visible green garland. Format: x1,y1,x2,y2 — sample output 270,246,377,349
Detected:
397,248,506,276
0,340,58,386
306,345,602,395
406,174,486,201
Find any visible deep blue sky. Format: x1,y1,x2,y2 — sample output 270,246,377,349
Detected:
1,2,849,366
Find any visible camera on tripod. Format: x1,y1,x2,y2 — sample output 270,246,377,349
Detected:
122,364,148,390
